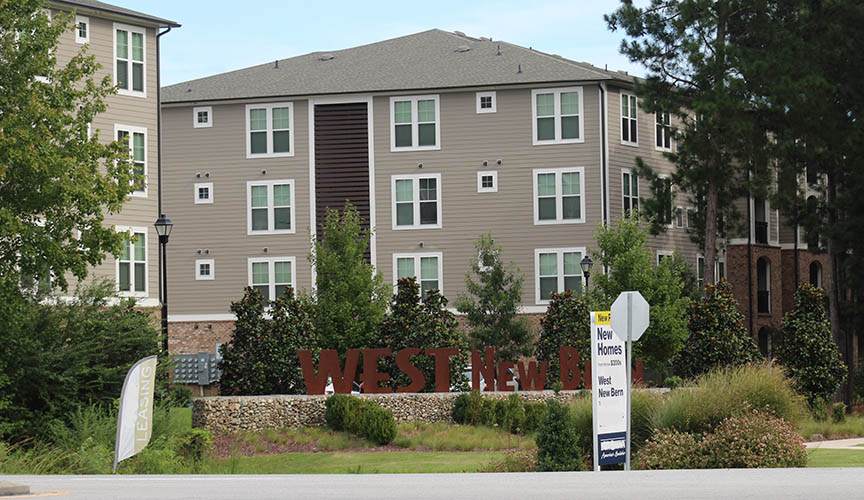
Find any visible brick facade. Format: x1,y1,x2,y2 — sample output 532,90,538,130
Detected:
780,249,830,315
168,321,234,355
725,244,784,340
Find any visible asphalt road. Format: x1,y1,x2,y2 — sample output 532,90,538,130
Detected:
3,468,863,500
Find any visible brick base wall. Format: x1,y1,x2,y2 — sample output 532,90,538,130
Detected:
725,244,784,338
168,321,234,355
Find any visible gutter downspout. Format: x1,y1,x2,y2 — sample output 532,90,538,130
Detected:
599,83,609,227
747,191,754,337
157,26,172,352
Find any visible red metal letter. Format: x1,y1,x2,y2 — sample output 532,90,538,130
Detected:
299,349,360,394
583,359,591,389
633,359,644,384
559,346,581,390
471,347,496,392
361,348,392,394
497,361,515,392
517,360,547,391
395,348,426,393
425,347,458,393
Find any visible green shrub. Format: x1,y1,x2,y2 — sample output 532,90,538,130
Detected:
522,403,548,433
633,430,702,470
324,395,396,445
495,394,524,434
810,399,829,422
325,394,352,431
359,406,397,445
832,403,847,423
451,391,494,426
853,364,864,403
567,390,662,462
775,283,847,406
480,449,537,472
536,290,591,388
700,410,807,468
536,400,584,471
175,429,212,463
663,376,683,389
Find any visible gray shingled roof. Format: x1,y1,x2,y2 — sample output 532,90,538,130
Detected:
49,0,179,28
162,29,632,104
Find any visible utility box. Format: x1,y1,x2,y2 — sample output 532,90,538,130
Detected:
173,353,221,385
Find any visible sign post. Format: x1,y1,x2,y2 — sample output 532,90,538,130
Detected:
610,291,650,471
590,311,628,471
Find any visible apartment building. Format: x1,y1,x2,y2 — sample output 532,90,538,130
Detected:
46,0,178,306
161,29,706,356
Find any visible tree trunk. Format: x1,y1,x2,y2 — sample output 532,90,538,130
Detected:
704,179,719,286
826,172,847,404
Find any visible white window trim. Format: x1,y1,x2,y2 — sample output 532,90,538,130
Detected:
532,167,586,225
686,207,695,228
531,86,585,145
477,170,498,193
534,247,587,305
392,252,443,296
115,226,148,298
656,250,674,265
620,92,639,147
75,15,89,44
659,174,674,228
654,111,673,152
390,173,442,230
195,259,214,281
696,254,706,288
193,106,212,128
622,168,639,216
115,124,147,198
675,206,685,229
245,102,295,158
476,91,497,114
194,182,213,204
113,23,146,98
389,95,441,152
246,179,296,235
247,256,296,300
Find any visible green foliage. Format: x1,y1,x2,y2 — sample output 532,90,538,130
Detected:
775,283,846,406
454,234,534,362
810,399,829,422
854,364,864,403
632,430,702,470
673,280,761,378
0,1,137,291
663,376,683,389
589,217,690,369
480,449,538,473
324,395,396,445
494,394,524,434
378,278,468,392
0,280,159,442
452,391,494,427
219,286,318,396
324,394,352,432
535,400,584,471
831,403,847,424
522,402,548,433
176,429,213,464
536,290,590,387
358,405,398,446
310,203,390,354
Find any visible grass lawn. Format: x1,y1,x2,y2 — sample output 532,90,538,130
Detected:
206,451,502,474
798,415,864,440
807,449,864,468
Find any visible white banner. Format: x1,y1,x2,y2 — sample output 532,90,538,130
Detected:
591,311,628,469
113,355,158,472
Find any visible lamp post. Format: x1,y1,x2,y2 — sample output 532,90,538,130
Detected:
154,214,173,353
580,255,593,293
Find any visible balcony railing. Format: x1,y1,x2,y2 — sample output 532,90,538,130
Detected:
757,290,770,314
755,221,768,244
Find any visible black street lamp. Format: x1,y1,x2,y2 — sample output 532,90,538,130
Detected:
580,255,594,292
154,214,173,353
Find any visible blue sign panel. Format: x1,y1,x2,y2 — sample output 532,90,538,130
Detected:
597,431,627,465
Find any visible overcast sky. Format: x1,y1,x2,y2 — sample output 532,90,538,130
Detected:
116,0,648,86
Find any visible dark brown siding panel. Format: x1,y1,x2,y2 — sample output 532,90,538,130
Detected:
314,103,370,237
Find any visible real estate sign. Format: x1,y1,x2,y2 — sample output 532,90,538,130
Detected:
591,311,627,469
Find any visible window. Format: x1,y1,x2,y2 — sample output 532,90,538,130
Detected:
532,87,583,144
245,103,293,158
117,228,147,296
247,180,295,235
75,15,89,44
809,261,822,288
697,255,705,289
116,125,146,196
758,327,773,357
655,111,672,150
675,206,684,228
754,197,769,244
477,171,498,193
718,260,726,280
658,177,674,226
533,167,585,224
114,23,145,97
393,253,442,299
535,248,585,304
476,91,496,113
390,95,440,151
196,259,214,280
657,250,674,266
622,170,639,216
391,174,441,229
248,257,295,302
193,106,212,128
621,93,638,145
686,208,695,228
757,257,770,314
194,182,213,204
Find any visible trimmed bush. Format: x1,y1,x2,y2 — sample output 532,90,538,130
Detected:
452,391,494,426
536,400,584,471
324,395,396,445
663,376,683,389
494,394,524,434
522,402,548,433
536,290,591,388
359,405,397,446
633,430,702,470
324,394,352,431
832,403,847,424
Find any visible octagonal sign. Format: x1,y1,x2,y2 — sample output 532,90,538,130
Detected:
610,291,650,342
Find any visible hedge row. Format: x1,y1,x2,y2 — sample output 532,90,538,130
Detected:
452,392,548,434
324,395,397,445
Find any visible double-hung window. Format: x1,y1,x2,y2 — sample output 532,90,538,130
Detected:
621,93,638,145
247,180,295,235
533,167,585,224
393,253,442,299
117,228,147,296
116,125,146,196
114,23,145,97
246,103,293,158
658,177,674,226
622,170,639,216
392,174,441,229
655,111,672,151
248,257,295,302
390,95,440,151
535,248,585,303
697,255,705,289
75,16,89,44
532,87,583,144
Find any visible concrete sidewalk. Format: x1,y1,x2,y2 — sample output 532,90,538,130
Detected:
805,437,864,450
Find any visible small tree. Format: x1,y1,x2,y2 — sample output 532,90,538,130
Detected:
775,283,846,406
219,287,318,395
673,280,761,379
536,399,584,471
309,203,390,354
536,290,590,388
378,278,468,392
454,234,533,362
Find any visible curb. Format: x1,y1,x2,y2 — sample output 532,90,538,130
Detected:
0,480,29,496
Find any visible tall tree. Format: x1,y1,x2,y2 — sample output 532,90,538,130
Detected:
606,0,770,285
0,1,132,291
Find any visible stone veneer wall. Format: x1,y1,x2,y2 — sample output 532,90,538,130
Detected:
193,391,586,434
